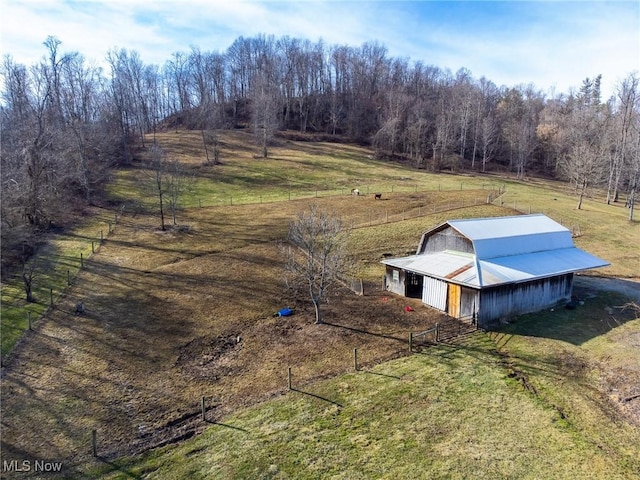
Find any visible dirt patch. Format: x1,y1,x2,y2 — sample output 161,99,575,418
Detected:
176,334,242,380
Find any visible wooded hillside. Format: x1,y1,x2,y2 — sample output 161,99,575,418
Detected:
2,35,639,272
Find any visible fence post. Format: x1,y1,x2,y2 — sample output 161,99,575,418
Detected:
80,252,84,267
201,396,206,421
409,332,413,353
28,311,32,331
67,270,71,286
92,429,97,457
354,348,359,371
288,367,292,390
92,241,95,254
435,323,440,343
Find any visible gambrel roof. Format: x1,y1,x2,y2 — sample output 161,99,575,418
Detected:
382,214,609,288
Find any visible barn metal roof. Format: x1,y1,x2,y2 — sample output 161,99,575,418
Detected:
382,214,610,288
447,214,574,259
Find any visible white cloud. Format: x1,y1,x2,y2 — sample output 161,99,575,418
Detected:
1,0,637,98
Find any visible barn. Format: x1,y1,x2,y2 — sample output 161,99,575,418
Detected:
381,214,609,328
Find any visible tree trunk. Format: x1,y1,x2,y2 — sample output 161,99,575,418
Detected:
159,190,165,230
22,270,34,303
313,299,322,324
202,129,210,163
577,179,587,210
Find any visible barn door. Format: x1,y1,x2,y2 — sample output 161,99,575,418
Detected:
448,283,461,318
422,277,447,311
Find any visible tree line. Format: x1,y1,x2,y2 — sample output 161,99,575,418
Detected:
2,34,639,272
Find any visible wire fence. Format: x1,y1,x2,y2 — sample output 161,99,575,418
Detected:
183,182,506,209
2,183,506,360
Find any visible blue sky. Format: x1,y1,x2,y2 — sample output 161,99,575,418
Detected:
1,0,638,98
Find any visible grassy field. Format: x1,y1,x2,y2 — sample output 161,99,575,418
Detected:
100,307,640,479
1,129,638,479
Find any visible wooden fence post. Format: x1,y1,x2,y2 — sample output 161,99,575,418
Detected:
354,348,359,371
435,323,440,342
92,241,95,254
67,270,71,286
28,311,32,331
80,253,84,267
409,332,413,353
201,396,206,421
288,367,292,390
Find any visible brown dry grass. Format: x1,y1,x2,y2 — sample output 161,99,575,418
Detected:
0,189,498,474
3,130,637,478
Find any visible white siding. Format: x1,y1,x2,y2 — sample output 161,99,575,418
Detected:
422,276,447,311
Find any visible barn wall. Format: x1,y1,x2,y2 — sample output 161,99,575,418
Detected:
420,226,473,254
460,286,480,320
422,276,448,310
478,273,574,327
384,266,406,296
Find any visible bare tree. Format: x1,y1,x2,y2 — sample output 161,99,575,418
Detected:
165,160,193,226
21,253,39,303
282,205,351,324
480,115,499,172
146,144,170,230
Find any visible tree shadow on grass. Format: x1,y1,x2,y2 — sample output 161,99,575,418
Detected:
490,289,638,346
323,321,406,342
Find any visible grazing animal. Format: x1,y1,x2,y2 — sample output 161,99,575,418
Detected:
374,193,382,200
351,188,360,196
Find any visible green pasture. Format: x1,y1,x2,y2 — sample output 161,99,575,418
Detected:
98,306,640,479
2,130,639,478
1,211,115,356
3,130,638,356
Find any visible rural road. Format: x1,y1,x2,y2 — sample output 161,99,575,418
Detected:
574,275,640,303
